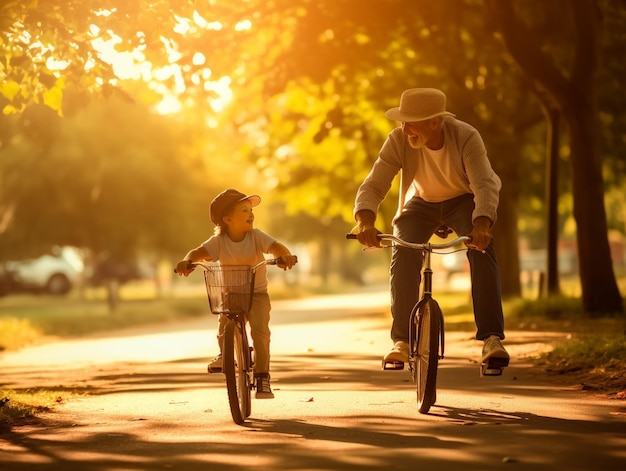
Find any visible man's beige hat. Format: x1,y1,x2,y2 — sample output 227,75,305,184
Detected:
385,88,455,122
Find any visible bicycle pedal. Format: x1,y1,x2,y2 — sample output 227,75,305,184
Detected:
480,354,509,376
207,366,222,374
382,360,405,370
480,364,503,377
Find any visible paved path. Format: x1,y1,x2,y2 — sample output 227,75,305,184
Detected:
2,291,626,470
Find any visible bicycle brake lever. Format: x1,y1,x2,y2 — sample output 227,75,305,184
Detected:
464,236,486,254
362,246,383,252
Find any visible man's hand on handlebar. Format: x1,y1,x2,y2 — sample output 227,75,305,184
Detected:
354,226,383,247
465,216,493,252
354,209,383,247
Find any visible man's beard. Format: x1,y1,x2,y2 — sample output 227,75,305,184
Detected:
407,135,425,149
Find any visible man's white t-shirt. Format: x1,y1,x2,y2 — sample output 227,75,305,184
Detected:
202,228,276,292
412,144,469,203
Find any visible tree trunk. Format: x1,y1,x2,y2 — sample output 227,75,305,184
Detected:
566,110,622,314
489,0,623,315
545,106,561,297
490,145,521,298
106,279,120,313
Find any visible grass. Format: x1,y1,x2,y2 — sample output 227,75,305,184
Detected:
0,317,42,351
0,293,209,349
0,389,82,429
440,292,626,397
507,295,626,396
536,334,626,396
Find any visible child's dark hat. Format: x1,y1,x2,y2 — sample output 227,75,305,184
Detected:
210,189,261,225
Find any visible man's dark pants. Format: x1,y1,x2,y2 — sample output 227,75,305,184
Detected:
390,194,505,342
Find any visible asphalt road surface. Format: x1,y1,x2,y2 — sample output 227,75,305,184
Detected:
2,289,626,470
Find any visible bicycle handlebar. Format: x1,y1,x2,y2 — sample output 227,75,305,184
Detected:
174,256,297,274
346,233,471,250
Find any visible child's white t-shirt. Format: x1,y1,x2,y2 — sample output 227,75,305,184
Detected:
201,228,276,292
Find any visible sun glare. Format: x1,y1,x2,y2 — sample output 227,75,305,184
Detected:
234,19,252,31
173,15,191,35
156,94,182,114
192,52,206,66
45,56,69,71
86,13,235,116
206,76,233,112
91,32,148,81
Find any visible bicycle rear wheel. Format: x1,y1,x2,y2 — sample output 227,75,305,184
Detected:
223,319,252,424
412,297,442,414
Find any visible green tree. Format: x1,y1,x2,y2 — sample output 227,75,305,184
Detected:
2,0,624,313
0,94,220,308
203,0,543,297
0,0,113,113
489,0,623,314
0,0,542,298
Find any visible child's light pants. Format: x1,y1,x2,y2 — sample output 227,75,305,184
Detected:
217,291,272,374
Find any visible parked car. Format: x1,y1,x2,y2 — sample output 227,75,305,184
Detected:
1,246,85,296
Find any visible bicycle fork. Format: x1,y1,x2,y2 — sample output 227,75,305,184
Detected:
407,249,445,377
419,249,444,356
237,318,256,391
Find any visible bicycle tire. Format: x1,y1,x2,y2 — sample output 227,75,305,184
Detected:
223,319,251,424
413,297,441,414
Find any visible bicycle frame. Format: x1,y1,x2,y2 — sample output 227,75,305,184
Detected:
347,232,470,413
185,257,290,425
379,234,470,413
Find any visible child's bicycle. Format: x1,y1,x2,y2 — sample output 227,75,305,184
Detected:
347,231,505,414
178,257,293,425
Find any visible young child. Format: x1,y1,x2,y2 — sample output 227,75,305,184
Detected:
175,189,297,399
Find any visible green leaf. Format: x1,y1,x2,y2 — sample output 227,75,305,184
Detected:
0,80,20,100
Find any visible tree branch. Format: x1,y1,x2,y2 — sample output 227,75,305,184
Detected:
486,0,571,108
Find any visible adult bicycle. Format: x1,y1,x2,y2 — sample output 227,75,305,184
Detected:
347,231,504,414
177,257,292,425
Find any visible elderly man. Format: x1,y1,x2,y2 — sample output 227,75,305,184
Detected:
353,88,509,372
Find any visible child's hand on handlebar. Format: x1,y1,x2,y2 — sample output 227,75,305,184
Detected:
277,254,298,270
175,260,194,276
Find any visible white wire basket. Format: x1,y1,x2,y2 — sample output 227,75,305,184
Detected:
202,265,255,315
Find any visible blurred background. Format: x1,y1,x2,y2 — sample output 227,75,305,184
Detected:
0,0,624,332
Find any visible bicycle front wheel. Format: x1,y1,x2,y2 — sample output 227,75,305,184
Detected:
413,297,442,414
223,319,252,425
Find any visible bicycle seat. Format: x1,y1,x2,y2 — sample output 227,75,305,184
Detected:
435,225,453,239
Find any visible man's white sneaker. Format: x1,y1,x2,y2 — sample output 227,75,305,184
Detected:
481,335,510,367
384,340,409,363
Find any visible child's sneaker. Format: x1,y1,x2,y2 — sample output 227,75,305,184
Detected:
255,373,274,399
207,354,223,373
